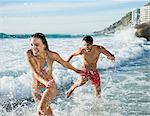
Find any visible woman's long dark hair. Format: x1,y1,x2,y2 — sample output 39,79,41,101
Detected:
31,33,49,51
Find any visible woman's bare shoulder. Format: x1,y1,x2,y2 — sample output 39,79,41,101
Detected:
47,50,58,56
46,50,59,60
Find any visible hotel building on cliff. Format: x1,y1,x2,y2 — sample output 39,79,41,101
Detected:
131,2,150,26
140,3,150,24
131,8,140,26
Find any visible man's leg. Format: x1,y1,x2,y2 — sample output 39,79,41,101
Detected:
93,85,101,97
91,70,101,97
66,77,88,98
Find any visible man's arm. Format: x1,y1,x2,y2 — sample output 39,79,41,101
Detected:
66,48,82,62
52,52,81,73
100,46,115,61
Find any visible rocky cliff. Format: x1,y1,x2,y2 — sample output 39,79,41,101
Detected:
134,23,150,41
93,12,132,35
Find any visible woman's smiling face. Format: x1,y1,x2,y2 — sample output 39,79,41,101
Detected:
30,37,46,56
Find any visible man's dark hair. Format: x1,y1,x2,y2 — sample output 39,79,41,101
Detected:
82,35,93,44
31,33,49,51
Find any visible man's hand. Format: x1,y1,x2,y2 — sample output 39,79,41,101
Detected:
108,55,115,61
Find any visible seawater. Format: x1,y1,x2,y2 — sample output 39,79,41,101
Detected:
0,28,150,116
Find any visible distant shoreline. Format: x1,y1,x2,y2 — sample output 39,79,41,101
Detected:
0,33,110,39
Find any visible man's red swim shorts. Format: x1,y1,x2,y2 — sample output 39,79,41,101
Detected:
80,70,100,87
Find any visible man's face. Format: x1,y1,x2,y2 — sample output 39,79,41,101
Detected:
83,41,92,51
30,37,45,56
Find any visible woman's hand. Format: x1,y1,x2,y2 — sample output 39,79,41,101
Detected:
45,80,55,88
75,69,82,74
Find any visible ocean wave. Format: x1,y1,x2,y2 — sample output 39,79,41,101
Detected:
0,28,150,115
0,70,27,78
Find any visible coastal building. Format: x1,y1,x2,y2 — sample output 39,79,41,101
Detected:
140,3,150,24
131,8,140,26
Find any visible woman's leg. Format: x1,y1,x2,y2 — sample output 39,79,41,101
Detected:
32,91,43,116
38,86,57,116
33,91,54,116
45,106,53,116
32,91,42,102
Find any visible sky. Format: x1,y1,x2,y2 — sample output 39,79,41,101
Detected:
0,0,149,34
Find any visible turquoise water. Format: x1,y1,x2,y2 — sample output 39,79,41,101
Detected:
0,29,150,116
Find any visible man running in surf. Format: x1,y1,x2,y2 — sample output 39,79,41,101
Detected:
66,35,115,98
